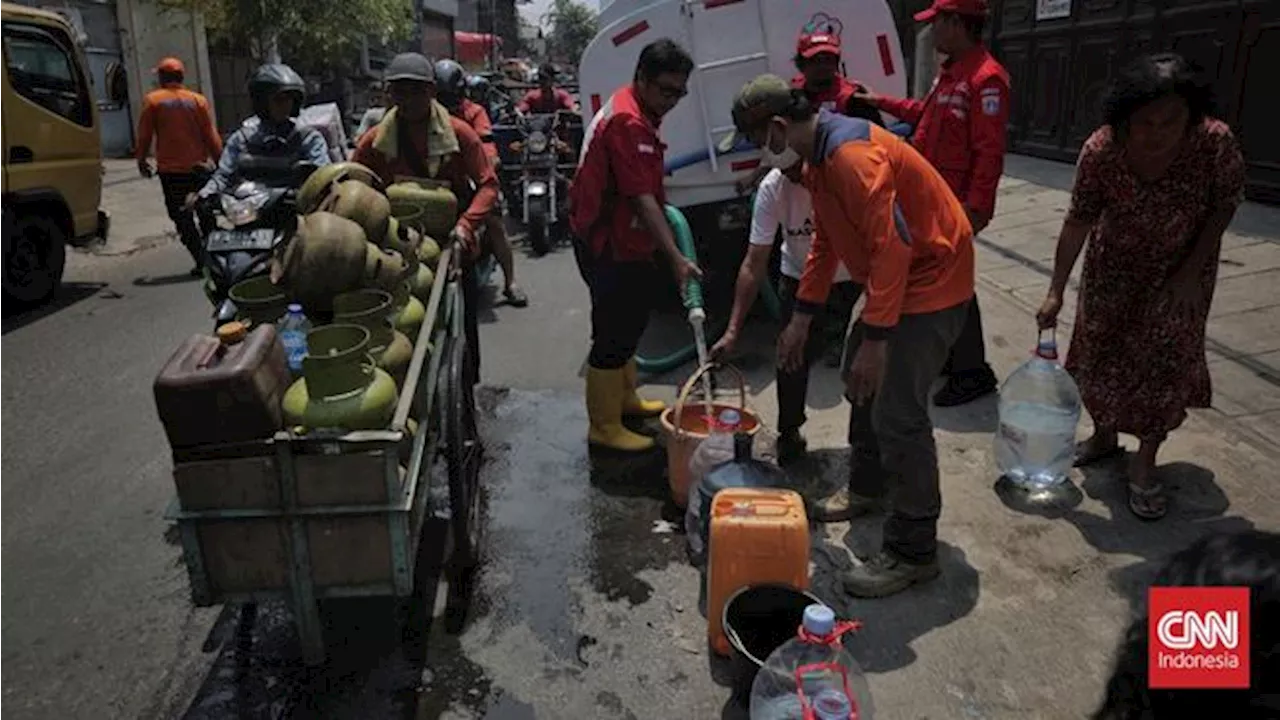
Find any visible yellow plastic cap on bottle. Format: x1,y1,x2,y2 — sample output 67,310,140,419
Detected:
216,320,249,345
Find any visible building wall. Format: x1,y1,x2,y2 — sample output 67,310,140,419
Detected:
116,0,215,132
990,0,1280,203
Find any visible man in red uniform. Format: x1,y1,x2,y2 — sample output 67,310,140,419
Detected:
134,57,223,275
352,52,500,379
517,64,577,115
859,0,1010,408
569,39,701,452
725,74,975,596
434,58,528,307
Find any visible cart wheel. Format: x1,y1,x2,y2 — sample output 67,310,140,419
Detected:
445,334,484,573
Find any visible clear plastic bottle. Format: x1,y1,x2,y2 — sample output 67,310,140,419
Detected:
994,330,1082,489
750,604,874,720
278,303,312,377
685,409,742,559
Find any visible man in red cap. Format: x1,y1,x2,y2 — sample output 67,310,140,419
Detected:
859,0,1010,409
135,57,223,276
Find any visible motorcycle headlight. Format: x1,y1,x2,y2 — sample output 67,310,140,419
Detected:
527,131,549,154
221,192,270,226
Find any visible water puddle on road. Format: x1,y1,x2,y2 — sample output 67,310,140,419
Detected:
417,388,727,719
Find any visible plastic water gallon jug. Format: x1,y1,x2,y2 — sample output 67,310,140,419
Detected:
995,329,1082,489
749,604,874,720
687,431,788,564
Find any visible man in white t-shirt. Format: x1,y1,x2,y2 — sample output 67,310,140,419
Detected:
711,159,862,463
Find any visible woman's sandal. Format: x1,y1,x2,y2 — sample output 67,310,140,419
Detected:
1073,441,1126,467
1127,482,1168,521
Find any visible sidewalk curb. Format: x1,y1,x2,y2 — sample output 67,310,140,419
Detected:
977,273,1280,462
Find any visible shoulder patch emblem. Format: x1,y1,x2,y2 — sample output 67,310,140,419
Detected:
982,94,1001,116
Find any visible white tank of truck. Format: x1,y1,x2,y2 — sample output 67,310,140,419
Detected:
577,0,907,210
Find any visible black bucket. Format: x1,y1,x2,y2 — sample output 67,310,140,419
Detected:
722,583,824,700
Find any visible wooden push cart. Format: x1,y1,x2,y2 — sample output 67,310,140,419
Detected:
164,247,484,665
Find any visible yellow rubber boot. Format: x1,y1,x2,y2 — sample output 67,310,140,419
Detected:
622,357,666,418
587,366,656,452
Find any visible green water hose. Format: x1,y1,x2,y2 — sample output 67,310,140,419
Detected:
634,204,782,375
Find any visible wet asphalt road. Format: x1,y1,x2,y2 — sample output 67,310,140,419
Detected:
1,226,744,718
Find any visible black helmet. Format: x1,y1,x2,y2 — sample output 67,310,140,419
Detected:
249,63,305,118
433,59,466,110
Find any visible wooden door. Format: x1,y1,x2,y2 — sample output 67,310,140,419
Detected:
1234,0,1280,202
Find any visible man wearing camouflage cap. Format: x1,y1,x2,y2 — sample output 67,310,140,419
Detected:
723,74,975,598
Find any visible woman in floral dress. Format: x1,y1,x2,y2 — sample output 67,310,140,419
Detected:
1036,53,1246,520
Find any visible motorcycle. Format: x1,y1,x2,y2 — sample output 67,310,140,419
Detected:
509,110,580,256
200,163,316,326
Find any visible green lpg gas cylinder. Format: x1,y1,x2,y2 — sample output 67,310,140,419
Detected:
386,182,458,240
383,217,422,274
333,289,413,388
417,235,441,269
229,275,289,325
297,161,384,214
282,324,399,431
410,264,435,302
319,180,392,245
391,282,426,340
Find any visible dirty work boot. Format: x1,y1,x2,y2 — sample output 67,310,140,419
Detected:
842,551,940,598
586,366,655,452
811,487,889,523
621,357,665,418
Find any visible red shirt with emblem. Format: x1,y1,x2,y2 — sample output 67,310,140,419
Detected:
570,85,666,261
517,87,576,114
872,44,1010,220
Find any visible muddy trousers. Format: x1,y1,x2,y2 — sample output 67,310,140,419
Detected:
775,276,862,433
586,256,657,370
844,300,970,564
940,297,995,381
159,172,207,266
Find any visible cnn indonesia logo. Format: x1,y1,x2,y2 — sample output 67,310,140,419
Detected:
1148,587,1251,689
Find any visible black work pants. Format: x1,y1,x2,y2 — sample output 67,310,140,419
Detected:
775,276,862,433
586,253,657,370
940,297,993,379
158,172,207,266
843,301,969,564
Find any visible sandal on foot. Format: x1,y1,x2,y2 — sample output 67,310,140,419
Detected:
503,286,529,307
1128,482,1168,521
1073,441,1125,467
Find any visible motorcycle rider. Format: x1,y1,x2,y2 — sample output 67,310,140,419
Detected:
517,64,577,115
351,52,500,382
192,63,331,206
435,58,528,307
466,74,499,121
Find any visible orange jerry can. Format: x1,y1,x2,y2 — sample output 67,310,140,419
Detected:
706,488,810,656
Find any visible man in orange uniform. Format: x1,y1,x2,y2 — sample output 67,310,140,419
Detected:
517,64,577,115
352,53,499,379
134,57,223,275
727,75,974,597
569,39,701,452
859,0,1010,407
435,58,528,307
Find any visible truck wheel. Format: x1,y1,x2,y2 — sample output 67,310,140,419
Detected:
3,210,67,306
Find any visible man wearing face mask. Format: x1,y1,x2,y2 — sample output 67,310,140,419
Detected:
710,124,861,465
734,30,882,197
724,74,974,597
857,0,1010,408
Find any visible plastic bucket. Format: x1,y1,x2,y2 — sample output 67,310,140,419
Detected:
722,583,824,700
658,362,761,509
